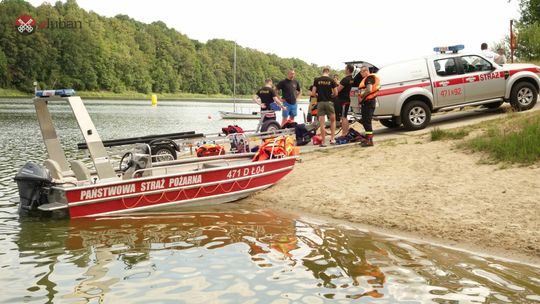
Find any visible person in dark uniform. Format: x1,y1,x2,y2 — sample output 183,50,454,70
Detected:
252,79,285,111
357,66,380,147
276,69,301,125
336,64,354,136
307,82,318,123
311,67,337,147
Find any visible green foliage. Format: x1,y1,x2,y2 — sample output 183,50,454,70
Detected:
519,0,540,25
430,127,469,141
0,0,324,95
462,113,540,164
515,22,540,60
516,0,540,60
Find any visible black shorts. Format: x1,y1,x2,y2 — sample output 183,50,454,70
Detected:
335,99,350,120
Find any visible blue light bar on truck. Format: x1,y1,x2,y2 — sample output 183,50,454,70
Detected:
35,89,76,97
433,45,464,54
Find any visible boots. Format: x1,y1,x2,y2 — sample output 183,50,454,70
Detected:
360,134,374,147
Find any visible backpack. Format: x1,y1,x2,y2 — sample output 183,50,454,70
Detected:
221,125,244,135
345,128,365,142
295,123,316,146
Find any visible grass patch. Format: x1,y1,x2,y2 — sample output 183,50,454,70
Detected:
0,88,30,97
430,127,469,141
460,113,540,164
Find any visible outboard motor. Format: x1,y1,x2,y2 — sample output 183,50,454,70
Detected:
14,162,52,212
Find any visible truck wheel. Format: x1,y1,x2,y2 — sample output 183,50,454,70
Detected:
379,118,401,129
151,144,177,161
401,101,431,130
261,120,281,132
510,82,538,111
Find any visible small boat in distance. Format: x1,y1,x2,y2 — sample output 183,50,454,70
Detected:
219,42,261,120
13,90,297,218
219,110,261,119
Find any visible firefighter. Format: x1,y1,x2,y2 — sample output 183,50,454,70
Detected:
357,66,380,147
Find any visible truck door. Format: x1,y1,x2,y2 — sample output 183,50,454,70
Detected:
459,55,506,101
432,58,465,107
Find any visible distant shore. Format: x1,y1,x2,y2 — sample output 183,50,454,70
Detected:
0,89,253,102
0,89,313,104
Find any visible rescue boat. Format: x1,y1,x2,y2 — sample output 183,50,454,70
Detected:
14,90,297,218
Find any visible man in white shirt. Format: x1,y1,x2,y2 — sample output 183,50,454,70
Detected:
481,42,500,62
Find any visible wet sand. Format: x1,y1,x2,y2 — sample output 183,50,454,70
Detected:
245,134,540,265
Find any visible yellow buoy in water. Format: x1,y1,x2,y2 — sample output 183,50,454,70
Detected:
151,94,158,106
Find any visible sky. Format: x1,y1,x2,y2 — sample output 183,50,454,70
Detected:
28,0,522,69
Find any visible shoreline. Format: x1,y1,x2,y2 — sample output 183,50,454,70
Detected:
0,94,311,104
271,206,540,267
245,132,540,266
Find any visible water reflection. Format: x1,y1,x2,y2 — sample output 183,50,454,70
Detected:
1,98,539,303
8,208,539,303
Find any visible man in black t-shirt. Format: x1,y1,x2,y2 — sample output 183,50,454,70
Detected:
311,67,337,147
253,79,285,111
276,69,301,125
336,64,354,136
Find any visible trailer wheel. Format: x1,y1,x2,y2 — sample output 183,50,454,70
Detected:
401,100,431,130
510,82,538,111
261,120,281,132
151,144,177,161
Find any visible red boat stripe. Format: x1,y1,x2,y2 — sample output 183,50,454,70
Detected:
66,164,295,207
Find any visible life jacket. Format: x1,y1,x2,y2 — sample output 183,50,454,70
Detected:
252,135,299,161
221,125,244,135
196,144,225,157
358,73,381,101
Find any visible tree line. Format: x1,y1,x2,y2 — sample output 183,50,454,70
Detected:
1,0,538,96
0,0,323,95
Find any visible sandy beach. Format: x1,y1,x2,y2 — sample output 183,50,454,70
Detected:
245,133,540,264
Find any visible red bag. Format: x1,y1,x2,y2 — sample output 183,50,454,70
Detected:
196,144,225,157
221,125,244,135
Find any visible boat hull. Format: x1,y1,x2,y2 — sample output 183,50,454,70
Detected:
63,157,295,218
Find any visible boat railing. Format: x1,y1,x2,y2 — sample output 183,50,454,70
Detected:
131,152,255,178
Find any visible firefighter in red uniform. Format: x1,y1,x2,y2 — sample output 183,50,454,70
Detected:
357,66,380,147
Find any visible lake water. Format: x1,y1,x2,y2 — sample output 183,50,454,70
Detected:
0,98,539,303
